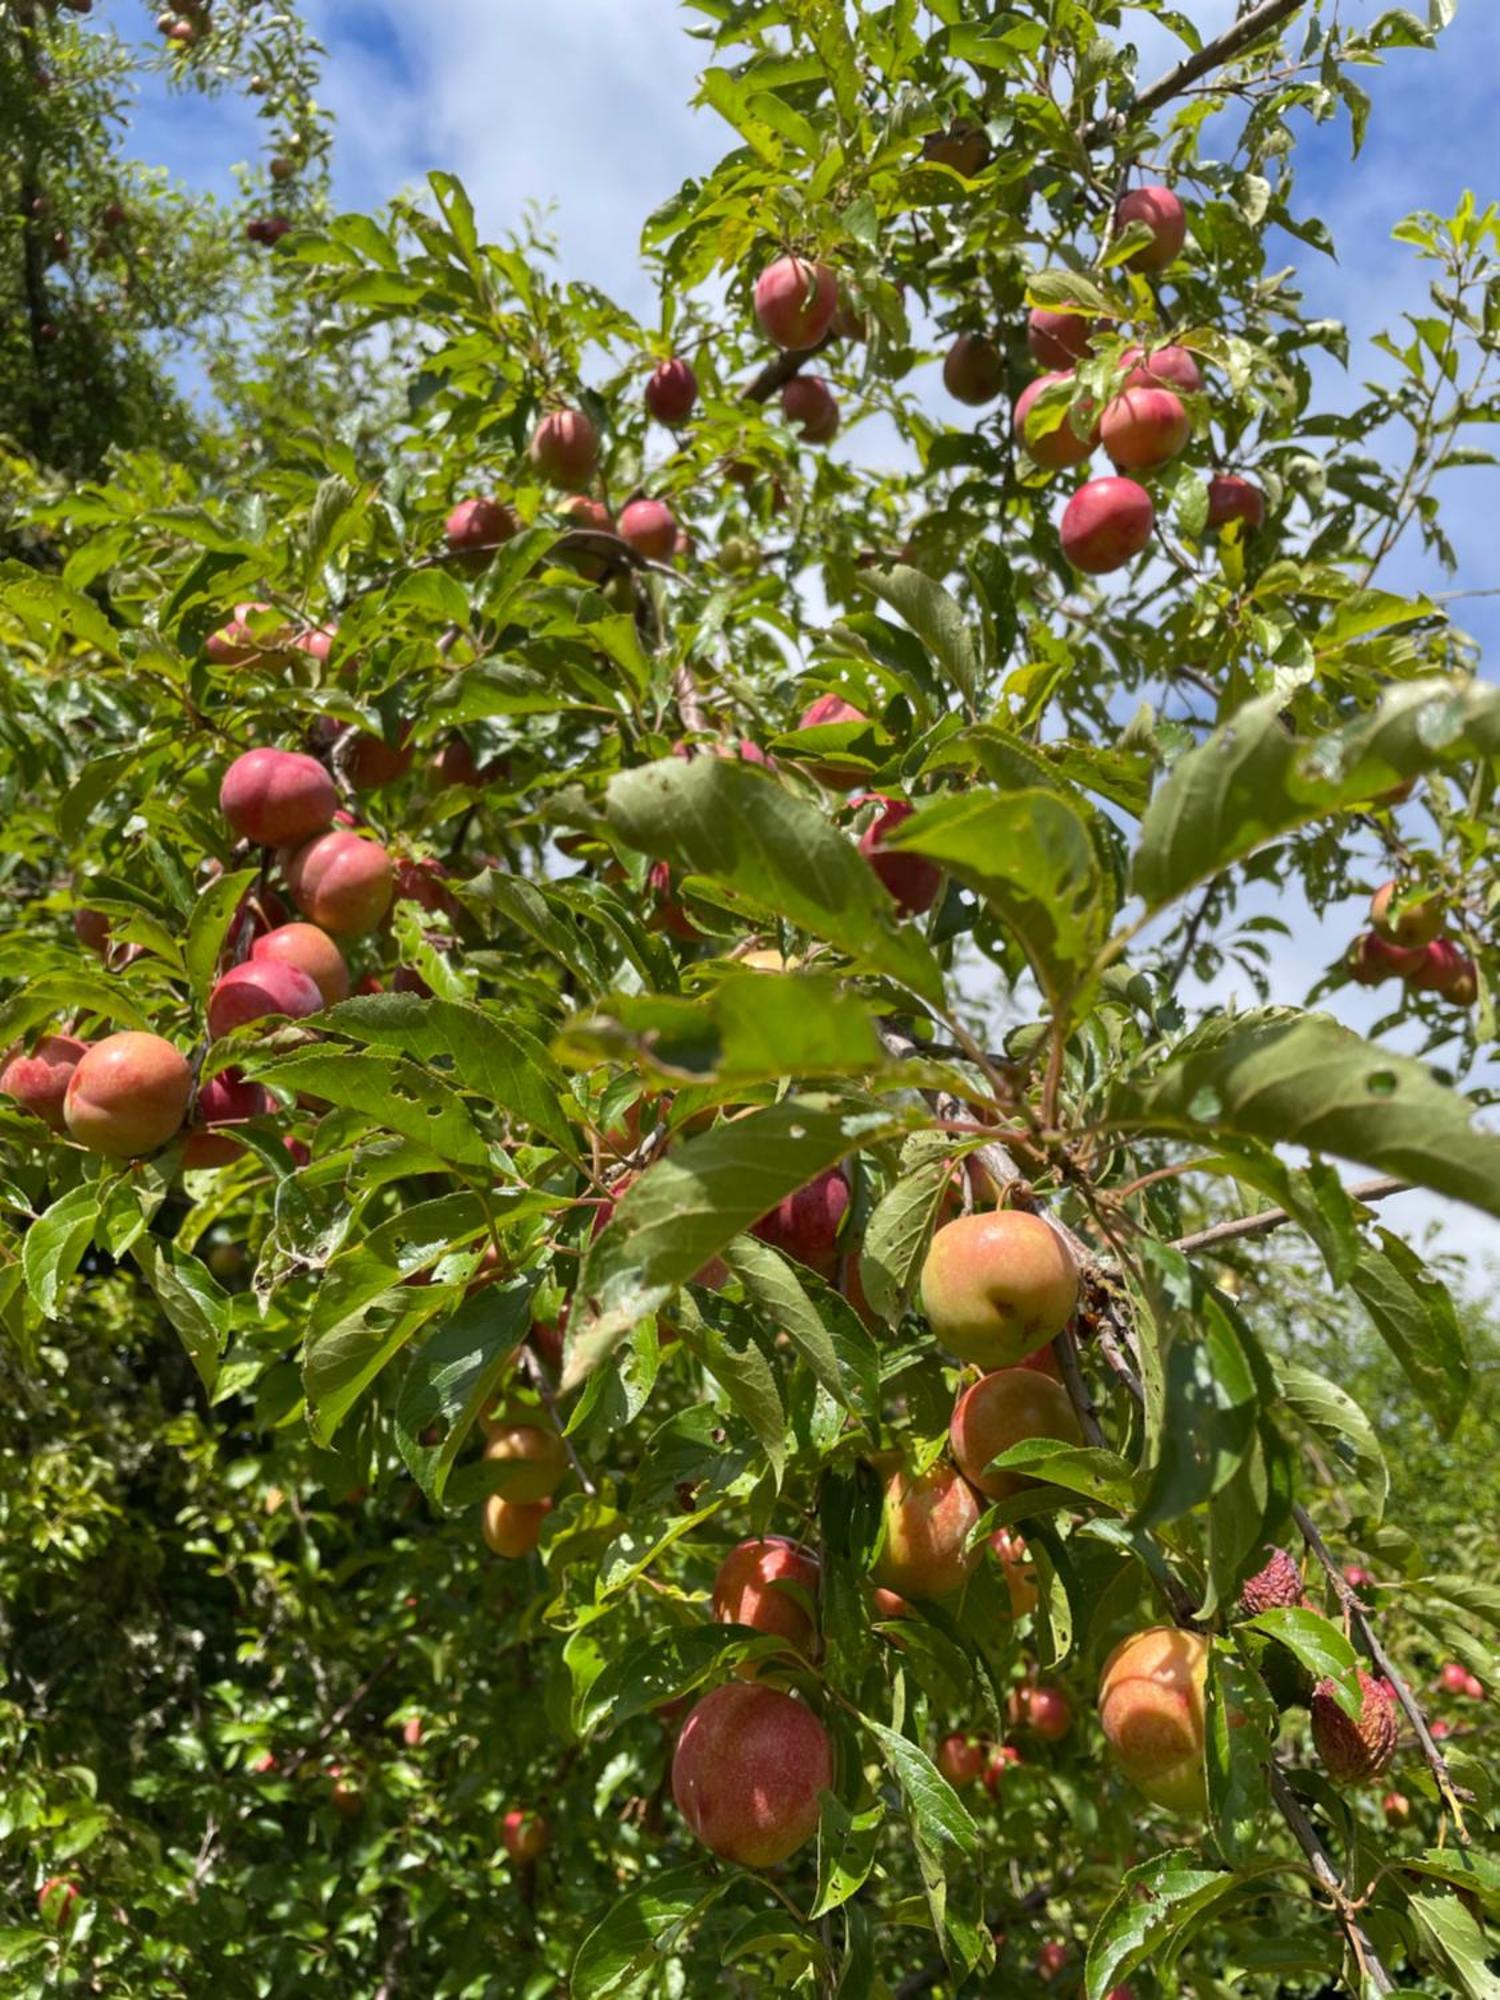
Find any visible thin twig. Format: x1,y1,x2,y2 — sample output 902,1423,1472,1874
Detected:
742,331,834,405
1084,0,1310,142
1268,1764,1395,1995
1170,1178,1409,1255
520,1344,598,1498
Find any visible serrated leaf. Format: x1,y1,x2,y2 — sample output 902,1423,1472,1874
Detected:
1085,1853,1248,1999
1349,1229,1470,1436
1241,1607,1361,1714
131,1239,229,1393
244,1046,492,1170
572,1866,730,2000
1275,1359,1389,1520
856,566,979,702
23,1183,101,1319
578,1625,762,1737
858,1154,951,1324
184,866,259,1001
604,756,943,1004
395,1276,537,1504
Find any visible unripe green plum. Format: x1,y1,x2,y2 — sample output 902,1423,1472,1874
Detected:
921,1210,1079,1369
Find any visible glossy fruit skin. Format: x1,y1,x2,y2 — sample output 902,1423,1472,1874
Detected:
1122,344,1204,394
871,1454,982,1601
1059,477,1155,574
445,495,519,557
857,795,941,917
1409,937,1477,1002
936,1733,985,1786
942,333,1004,406
1347,929,1424,985
286,831,395,937
949,1367,1083,1499
1114,184,1187,271
1098,1626,1209,1815
645,357,698,424
73,908,112,956
753,255,838,351
251,923,349,1007
64,1033,193,1157
796,692,870,789
781,374,839,442
750,1166,849,1278
712,1536,821,1655
529,408,599,490
617,497,677,561
184,1071,274,1168
983,1743,1023,1793
1020,1685,1071,1741
502,1808,551,1864
1014,373,1095,471
1370,879,1444,949
1311,1670,1399,1785
1205,474,1266,533
672,1682,832,1866
1027,308,1096,370
1239,1546,1305,1616
921,1210,1080,1369
481,1493,553,1558
221,748,337,848
483,1424,567,1503
1101,386,1190,471
0,1034,88,1130
207,959,323,1040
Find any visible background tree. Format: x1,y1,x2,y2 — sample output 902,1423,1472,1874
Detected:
1,1,1498,1995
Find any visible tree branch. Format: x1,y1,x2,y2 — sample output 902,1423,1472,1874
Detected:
742,330,834,405
1268,1764,1396,1995
1085,0,1310,143
1169,1177,1409,1256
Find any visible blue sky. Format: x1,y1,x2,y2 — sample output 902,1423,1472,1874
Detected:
120,1,1500,1272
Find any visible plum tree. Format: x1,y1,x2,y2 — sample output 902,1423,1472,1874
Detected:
942,333,1004,406
617,497,678,560
0,1033,87,1130
250,924,349,1006
1100,386,1190,471
871,1453,981,1600
63,1033,193,1157
1114,184,1187,270
1059,475,1155,573
857,795,942,916
1205,474,1265,533
529,408,599,490
752,254,837,350
644,357,698,425
711,1535,820,1655
921,1210,1079,1368
983,1743,1022,1795
1098,1627,1209,1815
781,373,839,442
285,830,395,935
989,1529,1039,1617
750,1165,849,1276
671,1682,831,1866
949,1367,1083,1499
207,959,323,1039
220,748,337,848
1014,373,1095,470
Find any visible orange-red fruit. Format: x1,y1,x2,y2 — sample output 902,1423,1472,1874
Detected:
1439,1661,1470,1695
481,1492,553,1558
1059,476,1155,574
207,959,323,1040
285,831,394,936
251,923,349,1007
781,374,839,443
445,495,519,558
1122,344,1204,394
73,908,112,956
1036,1942,1069,1982
989,1528,1040,1618
950,1367,1082,1499
1019,1684,1071,1741
484,1423,568,1504
1463,1674,1484,1701
1098,1626,1209,1815
936,1733,985,1786
1114,184,1187,271
672,1682,832,1866
206,601,288,669
1014,373,1095,471
753,255,838,351
37,1877,79,1929
645,357,698,425
1409,938,1476,1003
1383,1790,1411,1828
64,1032,192,1157
184,1070,273,1168
712,1536,821,1656
1370,880,1444,950
220,748,337,848
0,1034,88,1130
921,1210,1079,1369
942,333,1004,407
1101,386,1190,471
750,1166,849,1278
1311,1670,1399,1785
1239,1546,1305,1616
1205,474,1265,533
529,408,599,490
871,1454,981,1601
1027,308,1096,370
1347,929,1424,985
857,794,941,917
502,1808,551,1863
617,497,677,561
983,1742,1022,1793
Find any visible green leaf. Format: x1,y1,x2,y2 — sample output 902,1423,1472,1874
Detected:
1406,1891,1500,2000
1135,1293,1258,1531
1085,1853,1247,2000
1240,1607,1362,1715
23,1183,101,1319
985,1441,1139,1513
1205,1641,1274,1862
1131,676,1500,911
184,866,259,1001
675,1298,787,1488
1349,1229,1470,1436
572,1865,731,2000
1275,1359,1389,1520
856,566,979,703
0,561,122,657
604,756,943,1003
244,1046,492,1170
885,788,1113,1007
720,1232,864,1411
811,1794,884,1919
1107,1009,1500,1226
395,1276,537,1505
578,1625,761,1737
858,1152,951,1325
566,1096,907,1387
131,1239,229,1393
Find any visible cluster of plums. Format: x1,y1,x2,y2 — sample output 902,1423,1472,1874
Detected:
1347,877,1476,1006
